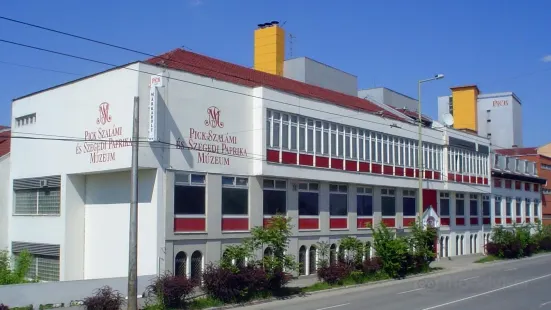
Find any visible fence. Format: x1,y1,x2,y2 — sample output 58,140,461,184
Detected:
0,275,156,308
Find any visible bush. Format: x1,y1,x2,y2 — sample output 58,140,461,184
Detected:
540,236,551,251
82,286,125,310
202,264,270,303
0,304,8,310
146,272,195,308
266,269,293,291
0,250,34,285
317,262,351,285
370,223,409,278
362,257,382,274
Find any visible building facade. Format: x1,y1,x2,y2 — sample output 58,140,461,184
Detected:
0,127,10,251
438,86,523,149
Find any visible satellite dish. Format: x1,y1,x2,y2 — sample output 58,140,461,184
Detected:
442,113,454,127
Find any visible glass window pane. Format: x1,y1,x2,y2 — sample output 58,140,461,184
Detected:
330,194,347,216
440,199,450,216
222,188,248,215
381,196,395,216
299,192,319,216
263,190,286,215
403,197,416,216
357,195,373,216
175,186,205,215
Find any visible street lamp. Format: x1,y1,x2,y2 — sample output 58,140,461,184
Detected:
417,74,445,222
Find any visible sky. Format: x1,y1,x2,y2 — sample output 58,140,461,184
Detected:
0,0,550,147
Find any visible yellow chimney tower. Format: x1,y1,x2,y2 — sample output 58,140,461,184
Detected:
254,22,285,76
450,85,480,133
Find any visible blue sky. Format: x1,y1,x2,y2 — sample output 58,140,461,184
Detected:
1,0,550,147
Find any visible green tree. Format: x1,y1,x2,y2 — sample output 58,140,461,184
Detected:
0,250,34,285
369,223,409,278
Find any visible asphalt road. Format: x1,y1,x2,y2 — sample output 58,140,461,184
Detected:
241,254,551,310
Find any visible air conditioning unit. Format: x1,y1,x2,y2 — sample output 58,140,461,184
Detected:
39,179,48,188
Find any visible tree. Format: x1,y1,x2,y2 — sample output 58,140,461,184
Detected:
0,250,34,285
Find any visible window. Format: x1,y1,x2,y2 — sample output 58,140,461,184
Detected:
263,179,287,215
495,196,502,216
298,182,319,216
534,200,540,217
174,173,206,215
525,199,531,216
357,187,373,216
329,184,348,216
515,198,522,217
542,164,551,170
440,192,450,216
14,188,60,215
403,190,416,216
222,176,248,215
456,194,465,216
381,188,396,216
12,242,60,282
505,198,512,216
469,194,478,216
493,178,502,188
482,195,490,216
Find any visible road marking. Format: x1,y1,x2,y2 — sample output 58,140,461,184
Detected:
505,268,517,271
421,273,551,310
397,288,425,294
460,276,480,281
315,303,350,310
541,300,551,307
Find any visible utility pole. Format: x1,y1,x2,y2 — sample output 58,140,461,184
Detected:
128,96,139,310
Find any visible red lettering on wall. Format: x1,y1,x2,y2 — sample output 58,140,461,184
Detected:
492,99,509,107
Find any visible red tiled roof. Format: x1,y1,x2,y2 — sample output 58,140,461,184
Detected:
0,130,10,158
145,49,406,122
496,147,538,156
394,108,433,123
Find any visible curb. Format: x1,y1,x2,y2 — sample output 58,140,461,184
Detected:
202,253,551,310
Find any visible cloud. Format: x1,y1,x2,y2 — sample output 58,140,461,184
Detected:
189,0,204,6
542,55,551,62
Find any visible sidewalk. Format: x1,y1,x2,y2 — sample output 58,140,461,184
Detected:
287,254,484,288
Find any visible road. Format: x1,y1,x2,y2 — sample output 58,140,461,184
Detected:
241,254,551,310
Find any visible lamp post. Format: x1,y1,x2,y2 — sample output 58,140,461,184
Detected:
417,74,445,222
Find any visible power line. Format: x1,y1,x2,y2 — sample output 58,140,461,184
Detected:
0,60,82,76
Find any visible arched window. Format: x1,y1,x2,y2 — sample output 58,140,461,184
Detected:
175,251,187,277
474,235,478,253
460,235,464,255
299,246,306,276
456,236,460,256
309,245,317,274
190,251,203,283
329,244,337,265
445,236,449,257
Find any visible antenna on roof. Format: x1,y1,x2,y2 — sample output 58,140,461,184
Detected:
289,33,297,58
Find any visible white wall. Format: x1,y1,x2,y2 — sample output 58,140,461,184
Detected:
84,169,158,279
0,154,9,250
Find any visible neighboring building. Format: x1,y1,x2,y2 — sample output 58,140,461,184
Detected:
358,87,418,112
496,147,551,224
0,126,10,251
437,85,523,149
8,22,502,282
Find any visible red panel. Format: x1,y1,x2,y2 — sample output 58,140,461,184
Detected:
331,158,344,170
470,176,476,184
383,165,393,175
330,218,348,229
266,149,279,163
526,218,531,223
447,173,455,182
477,177,483,184
441,217,450,226
381,218,395,227
483,178,489,185
494,178,502,187
483,218,491,225
525,183,530,191
534,184,540,192
495,218,502,224
405,168,415,177
345,160,357,172
463,175,469,183
299,154,314,166
359,162,370,172
470,217,479,225
372,163,382,174
174,218,206,232
222,218,249,231
506,218,512,224
423,189,438,212
403,217,416,228
516,217,522,223
316,156,329,168
395,167,404,176
515,181,521,190
456,218,465,226
434,172,441,180
281,151,297,164
357,218,373,229
456,174,463,183
263,218,272,228
424,170,433,179
505,180,512,189
299,218,319,230
415,169,421,178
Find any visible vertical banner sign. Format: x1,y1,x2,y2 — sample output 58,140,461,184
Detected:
148,74,163,142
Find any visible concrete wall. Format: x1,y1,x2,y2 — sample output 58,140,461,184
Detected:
359,87,417,111
0,154,9,251
477,93,519,149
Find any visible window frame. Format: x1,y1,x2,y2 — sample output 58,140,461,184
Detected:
174,173,206,217
221,176,249,216
263,179,287,217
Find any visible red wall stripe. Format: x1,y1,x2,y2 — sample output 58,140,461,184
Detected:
441,218,450,226
372,163,382,174
395,167,404,176
516,218,522,223
403,217,416,228
299,218,319,230
266,149,279,163
174,218,206,232
382,165,393,175
316,156,329,168
482,218,491,225
469,176,476,184
299,154,314,166
357,218,372,229
381,218,395,227
281,151,297,164
330,218,348,229
222,218,249,231
456,218,465,226
434,172,441,180
495,218,502,224
506,218,512,224
470,217,479,225
345,160,357,172
423,189,438,213
405,168,415,177
359,162,370,173
331,158,344,170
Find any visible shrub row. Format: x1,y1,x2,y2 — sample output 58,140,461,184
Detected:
485,223,551,259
